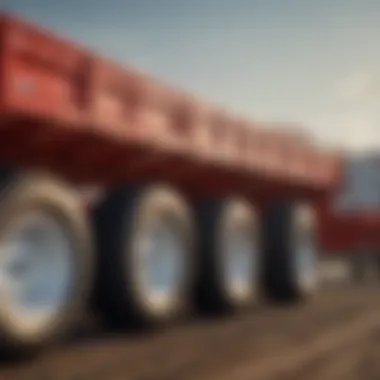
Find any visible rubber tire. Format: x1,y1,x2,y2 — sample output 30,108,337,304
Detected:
0,170,94,357
92,184,195,329
261,201,319,302
194,197,260,314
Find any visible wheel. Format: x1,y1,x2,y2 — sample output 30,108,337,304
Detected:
93,184,195,328
195,197,260,313
0,171,93,356
262,201,319,301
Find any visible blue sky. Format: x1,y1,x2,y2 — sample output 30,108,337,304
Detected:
5,0,380,151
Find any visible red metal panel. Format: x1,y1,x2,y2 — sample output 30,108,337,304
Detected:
90,57,151,142
0,12,342,194
201,109,233,165
0,16,5,112
233,119,255,171
156,88,203,157
249,129,277,174
190,103,218,161
278,135,304,181
90,57,205,158
319,154,341,188
267,132,296,179
259,130,307,183
1,14,88,125
317,200,380,252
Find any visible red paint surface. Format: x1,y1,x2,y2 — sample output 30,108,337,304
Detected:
3,13,373,253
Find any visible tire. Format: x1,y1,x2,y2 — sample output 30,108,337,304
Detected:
261,201,319,302
195,198,260,313
93,184,195,328
0,170,93,357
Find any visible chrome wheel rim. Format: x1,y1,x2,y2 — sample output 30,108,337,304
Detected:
222,227,257,299
139,218,185,311
295,230,318,289
0,212,74,337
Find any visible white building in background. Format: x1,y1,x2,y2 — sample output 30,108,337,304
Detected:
335,151,380,212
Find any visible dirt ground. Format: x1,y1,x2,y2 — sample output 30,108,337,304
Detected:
1,282,380,380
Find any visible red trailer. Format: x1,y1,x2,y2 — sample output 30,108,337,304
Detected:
318,152,380,252
318,198,380,252
0,13,343,357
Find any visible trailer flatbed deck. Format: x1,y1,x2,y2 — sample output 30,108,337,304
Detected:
0,13,340,196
